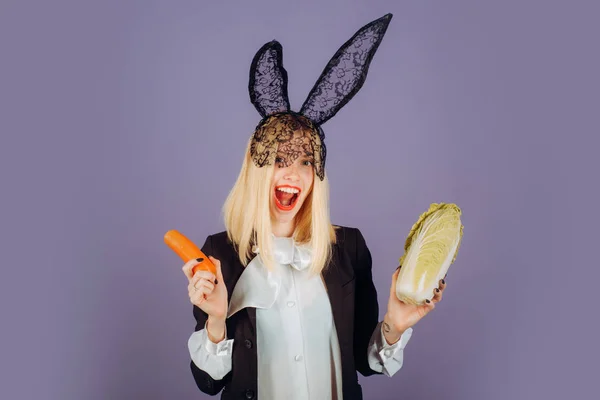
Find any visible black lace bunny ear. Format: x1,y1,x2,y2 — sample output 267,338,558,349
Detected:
249,41,291,118
299,13,393,125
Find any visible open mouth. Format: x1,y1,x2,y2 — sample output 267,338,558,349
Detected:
274,185,301,211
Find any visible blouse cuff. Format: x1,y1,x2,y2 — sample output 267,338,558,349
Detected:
378,322,413,357
187,322,234,380
200,320,233,356
367,321,413,377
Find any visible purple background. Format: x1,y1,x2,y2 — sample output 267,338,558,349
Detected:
1,0,598,399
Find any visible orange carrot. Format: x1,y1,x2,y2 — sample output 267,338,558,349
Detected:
164,230,217,276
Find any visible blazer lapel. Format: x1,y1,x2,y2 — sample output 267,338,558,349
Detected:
218,238,259,334
322,240,355,347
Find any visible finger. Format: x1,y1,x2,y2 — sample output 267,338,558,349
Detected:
188,281,199,298
191,292,206,306
196,279,215,294
190,285,209,305
422,298,436,311
191,274,205,287
192,270,217,284
190,276,215,293
190,275,216,293
389,268,400,297
431,287,443,303
191,279,214,299
188,279,210,294
209,256,223,281
182,258,205,280
438,278,447,292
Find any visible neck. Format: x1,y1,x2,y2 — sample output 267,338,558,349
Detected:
271,218,295,237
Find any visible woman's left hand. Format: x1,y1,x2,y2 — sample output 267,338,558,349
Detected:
382,267,447,344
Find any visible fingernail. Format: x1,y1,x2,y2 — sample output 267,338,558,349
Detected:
441,279,445,285
196,257,204,262
426,299,431,304
214,279,218,285
435,288,440,293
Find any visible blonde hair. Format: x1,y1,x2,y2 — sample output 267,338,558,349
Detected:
222,135,336,276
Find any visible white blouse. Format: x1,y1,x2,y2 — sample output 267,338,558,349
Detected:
188,236,413,399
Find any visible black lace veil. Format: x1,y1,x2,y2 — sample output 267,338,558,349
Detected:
248,13,393,180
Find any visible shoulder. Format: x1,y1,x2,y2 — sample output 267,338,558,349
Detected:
332,225,373,274
332,224,368,250
205,230,229,244
200,231,237,259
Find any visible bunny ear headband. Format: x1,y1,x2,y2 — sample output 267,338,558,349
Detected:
248,13,393,180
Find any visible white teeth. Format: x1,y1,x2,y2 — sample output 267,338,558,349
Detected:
276,187,299,194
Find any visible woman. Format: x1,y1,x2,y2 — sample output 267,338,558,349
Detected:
181,14,446,400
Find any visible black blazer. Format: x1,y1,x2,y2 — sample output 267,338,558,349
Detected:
190,226,383,399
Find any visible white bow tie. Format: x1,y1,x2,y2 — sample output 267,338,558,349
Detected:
271,236,312,271
227,237,313,318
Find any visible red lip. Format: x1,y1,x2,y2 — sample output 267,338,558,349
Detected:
274,185,301,211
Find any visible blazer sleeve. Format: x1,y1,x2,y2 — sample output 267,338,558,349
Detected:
189,234,232,395
351,227,384,377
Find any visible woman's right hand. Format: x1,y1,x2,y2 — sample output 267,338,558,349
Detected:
182,256,228,321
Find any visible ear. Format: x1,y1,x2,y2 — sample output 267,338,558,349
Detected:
299,13,393,125
249,40,291,118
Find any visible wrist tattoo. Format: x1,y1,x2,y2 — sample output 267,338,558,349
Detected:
383,321,391,333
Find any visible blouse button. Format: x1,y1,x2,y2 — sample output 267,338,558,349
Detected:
245,389,255,399
245,339,253,349
294,354,303,362
287,301,295,307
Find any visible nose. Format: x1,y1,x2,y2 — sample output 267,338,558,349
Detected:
283,163,300,181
